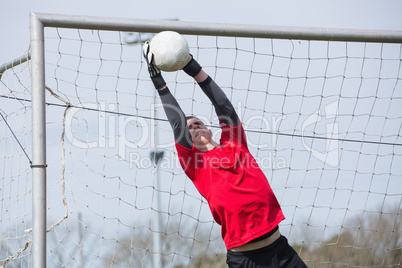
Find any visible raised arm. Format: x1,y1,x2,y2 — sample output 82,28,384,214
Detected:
183,60,240,127
143,42,192,149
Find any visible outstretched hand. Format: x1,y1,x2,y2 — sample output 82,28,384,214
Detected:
143,41,166,90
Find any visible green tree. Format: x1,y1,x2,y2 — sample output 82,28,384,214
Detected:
298,205,401,267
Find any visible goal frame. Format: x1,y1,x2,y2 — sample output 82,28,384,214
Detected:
29,12,402,267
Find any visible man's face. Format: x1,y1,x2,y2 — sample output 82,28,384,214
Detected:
187,117,212,144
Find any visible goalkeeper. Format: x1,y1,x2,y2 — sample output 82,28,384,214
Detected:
143,42,306,267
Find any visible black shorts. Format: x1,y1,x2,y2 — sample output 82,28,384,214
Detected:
226,236,307,268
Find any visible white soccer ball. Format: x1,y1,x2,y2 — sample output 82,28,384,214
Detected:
150,31,190,72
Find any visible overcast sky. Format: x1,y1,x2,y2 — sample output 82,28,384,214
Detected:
1,0,402,64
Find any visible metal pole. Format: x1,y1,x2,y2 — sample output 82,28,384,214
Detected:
150,88,164,267
30,12,47,268
32,12,402,44
0,52,31,80
151,150,164,267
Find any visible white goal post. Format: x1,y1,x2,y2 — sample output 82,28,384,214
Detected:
1,12,401,267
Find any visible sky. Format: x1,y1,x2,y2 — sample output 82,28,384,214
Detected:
1,0,402,64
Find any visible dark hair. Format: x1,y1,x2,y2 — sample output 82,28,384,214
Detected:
185,115,197,121
185,116,206,127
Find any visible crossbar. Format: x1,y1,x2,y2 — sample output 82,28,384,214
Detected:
32,12,402,43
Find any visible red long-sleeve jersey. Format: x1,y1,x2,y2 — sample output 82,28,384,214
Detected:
176,122,284,249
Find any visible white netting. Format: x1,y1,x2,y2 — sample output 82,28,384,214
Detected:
0,52,33,267
1,25,401,267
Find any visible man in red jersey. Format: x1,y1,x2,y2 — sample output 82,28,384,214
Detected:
143,41,307,267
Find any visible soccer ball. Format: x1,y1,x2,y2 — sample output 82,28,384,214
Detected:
150,31,190,72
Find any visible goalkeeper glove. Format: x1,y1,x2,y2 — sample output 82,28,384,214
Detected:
182,55,202,77
143,41,166,90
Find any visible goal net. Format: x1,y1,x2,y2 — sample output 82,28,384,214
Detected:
1,14,401,267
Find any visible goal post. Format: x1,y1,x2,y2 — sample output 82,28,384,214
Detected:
31,12,402,42
30,13,47,268
4,12,400,267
